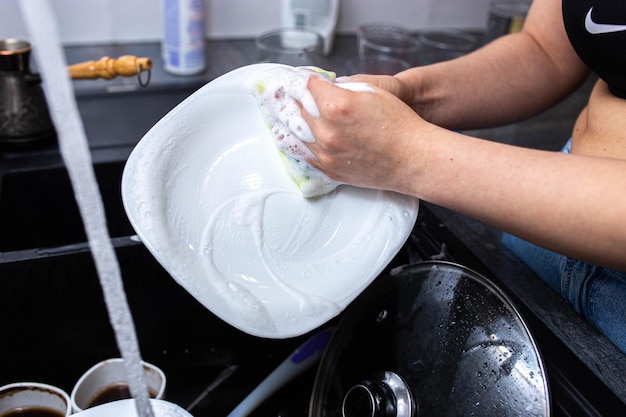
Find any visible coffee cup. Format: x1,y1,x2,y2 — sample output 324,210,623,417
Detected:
0,382,71,417
70,358,166,413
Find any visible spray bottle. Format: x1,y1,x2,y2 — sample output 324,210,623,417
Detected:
162,0,206,76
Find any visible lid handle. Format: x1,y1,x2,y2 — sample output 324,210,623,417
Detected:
342,371,415,417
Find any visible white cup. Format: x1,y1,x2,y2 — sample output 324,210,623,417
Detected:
70,358,166,413
0,382,71,417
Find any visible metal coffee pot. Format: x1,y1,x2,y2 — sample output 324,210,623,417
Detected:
0,39,56,150
0,39,152,151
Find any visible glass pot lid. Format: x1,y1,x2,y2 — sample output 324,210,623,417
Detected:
310,261,550,417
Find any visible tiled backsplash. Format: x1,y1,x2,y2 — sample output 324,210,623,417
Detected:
1,0,491,45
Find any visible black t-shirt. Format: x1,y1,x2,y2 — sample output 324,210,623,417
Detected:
562,0,626,98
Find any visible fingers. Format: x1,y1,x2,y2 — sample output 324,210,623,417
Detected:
304,74,340,114
298,75,343,129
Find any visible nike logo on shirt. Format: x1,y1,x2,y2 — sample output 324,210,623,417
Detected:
585,7,626,34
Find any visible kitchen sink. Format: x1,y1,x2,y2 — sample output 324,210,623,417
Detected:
0,161,131,252
0,238,319,417
0,83,325,417
0,84,202,253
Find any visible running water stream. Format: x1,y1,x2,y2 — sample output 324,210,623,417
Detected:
18,2,155,416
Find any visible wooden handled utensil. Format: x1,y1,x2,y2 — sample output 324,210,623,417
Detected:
67,55,152,84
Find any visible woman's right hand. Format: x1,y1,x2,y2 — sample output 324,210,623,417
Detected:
300,73,434,196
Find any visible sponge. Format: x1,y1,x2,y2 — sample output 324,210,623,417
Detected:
251,66,341,198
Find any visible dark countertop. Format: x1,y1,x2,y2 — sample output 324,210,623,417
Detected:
3,35,625,411
66,35,363,97
0,36,366,172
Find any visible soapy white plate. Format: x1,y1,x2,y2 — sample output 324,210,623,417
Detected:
121,64,419,338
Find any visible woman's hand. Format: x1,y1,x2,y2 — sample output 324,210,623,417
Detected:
301,74,434,195
336,72,414,104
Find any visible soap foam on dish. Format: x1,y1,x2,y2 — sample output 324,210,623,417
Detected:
122,63,418,339
251,66,372,198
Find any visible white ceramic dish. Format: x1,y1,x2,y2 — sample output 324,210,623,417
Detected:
72,399,192,417
121,63,419,338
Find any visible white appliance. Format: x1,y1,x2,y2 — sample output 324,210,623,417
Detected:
281,0,340,56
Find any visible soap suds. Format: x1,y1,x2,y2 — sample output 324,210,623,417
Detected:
251,66,372,198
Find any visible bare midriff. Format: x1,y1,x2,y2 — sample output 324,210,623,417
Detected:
571,79,626,160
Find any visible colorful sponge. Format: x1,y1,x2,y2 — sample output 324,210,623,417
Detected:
251,66,342,198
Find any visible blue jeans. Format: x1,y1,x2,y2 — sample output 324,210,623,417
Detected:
501,233,626,354
501,139,626,354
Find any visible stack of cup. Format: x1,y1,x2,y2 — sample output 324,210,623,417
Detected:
349,23,418,75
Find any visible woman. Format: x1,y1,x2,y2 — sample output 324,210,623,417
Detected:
300,0,626,352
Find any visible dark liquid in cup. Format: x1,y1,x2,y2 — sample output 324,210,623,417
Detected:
86,382,157,409
0,407,65,417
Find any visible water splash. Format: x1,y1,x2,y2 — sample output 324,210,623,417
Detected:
18,1,154,416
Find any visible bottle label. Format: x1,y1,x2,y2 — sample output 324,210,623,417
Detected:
163,0,206,75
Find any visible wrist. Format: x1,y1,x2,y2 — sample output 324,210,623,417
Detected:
394,68,434,122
